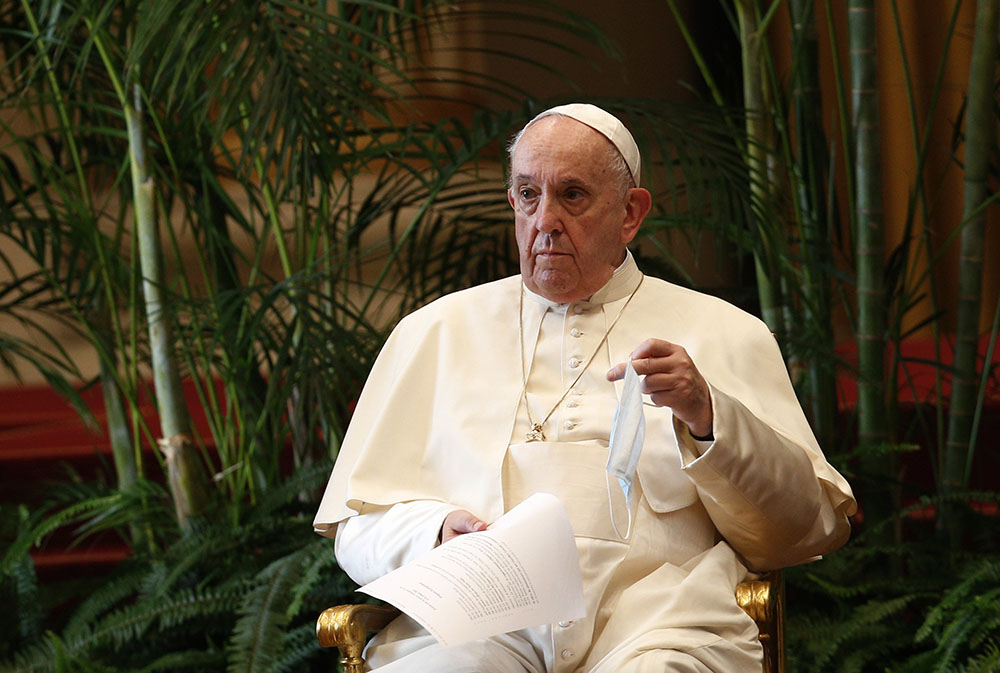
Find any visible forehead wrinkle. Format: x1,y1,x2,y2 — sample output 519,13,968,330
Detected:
510,118,614,193
512,171,592,189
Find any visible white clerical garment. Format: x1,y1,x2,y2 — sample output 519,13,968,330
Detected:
315,252,856,672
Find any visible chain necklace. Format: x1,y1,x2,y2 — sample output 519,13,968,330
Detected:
518,276,644,442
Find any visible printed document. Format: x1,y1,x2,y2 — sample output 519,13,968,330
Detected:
359,492,586,647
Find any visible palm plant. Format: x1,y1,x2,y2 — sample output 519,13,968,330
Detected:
1,0,578,517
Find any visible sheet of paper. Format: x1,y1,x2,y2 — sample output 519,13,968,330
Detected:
359,492,585,647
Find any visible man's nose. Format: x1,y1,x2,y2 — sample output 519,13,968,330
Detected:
535,196,564,234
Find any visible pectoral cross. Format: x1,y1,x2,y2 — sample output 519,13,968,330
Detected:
526,422,546,442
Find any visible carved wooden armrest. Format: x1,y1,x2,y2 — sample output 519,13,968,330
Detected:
318,572,783,673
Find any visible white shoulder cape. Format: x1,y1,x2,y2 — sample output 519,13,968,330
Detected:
314,274,854,534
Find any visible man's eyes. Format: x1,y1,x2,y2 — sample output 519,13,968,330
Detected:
516,186,587,201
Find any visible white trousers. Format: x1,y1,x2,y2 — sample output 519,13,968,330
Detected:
364,441,763,672
364,541,761,673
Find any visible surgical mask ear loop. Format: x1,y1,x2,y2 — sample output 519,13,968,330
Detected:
605,360,643,540
605,471,634,540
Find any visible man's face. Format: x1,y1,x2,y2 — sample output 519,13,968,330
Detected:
508,116,648,303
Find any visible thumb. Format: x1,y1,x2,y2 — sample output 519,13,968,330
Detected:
606,362,627,381
454,511,488,533
441,509,488,543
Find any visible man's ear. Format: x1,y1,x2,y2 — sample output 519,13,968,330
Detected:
507,186,516,211
621,187,652,244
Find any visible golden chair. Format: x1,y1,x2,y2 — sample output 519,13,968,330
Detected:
317,571,784,673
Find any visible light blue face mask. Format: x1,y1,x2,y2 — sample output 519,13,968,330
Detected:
606,361,645,539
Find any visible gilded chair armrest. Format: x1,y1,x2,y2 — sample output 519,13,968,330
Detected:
316,604,401,673
736,572,784,673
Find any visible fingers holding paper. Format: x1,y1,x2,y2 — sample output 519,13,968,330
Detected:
606,338,713,438
440,509,488,544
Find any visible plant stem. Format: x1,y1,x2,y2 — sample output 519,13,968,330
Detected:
125,82,210,526
942,0,999,547
849,0,892,531
736,0,785,336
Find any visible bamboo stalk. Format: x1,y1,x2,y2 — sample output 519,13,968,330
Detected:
789,0,836,450
849,0,892,530
125,83,210,526
736,0,785,337
942,0,999,546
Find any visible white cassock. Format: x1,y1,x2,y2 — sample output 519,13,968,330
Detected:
314,252,857,672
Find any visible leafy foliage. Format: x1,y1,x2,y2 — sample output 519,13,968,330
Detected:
0,464,355,673
786,493,1000,673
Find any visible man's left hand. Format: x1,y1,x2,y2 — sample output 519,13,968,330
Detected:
607,338,713,438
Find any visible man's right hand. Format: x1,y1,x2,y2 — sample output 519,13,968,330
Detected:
440,509,487,543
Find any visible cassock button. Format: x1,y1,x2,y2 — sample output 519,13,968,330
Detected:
563,420,575,430
566,399,579,408
573,305,586,314
561,649,574,660
568,357,581,368
570,328,582,338
558,620,574,628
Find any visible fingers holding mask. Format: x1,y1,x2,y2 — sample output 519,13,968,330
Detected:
607,338,713,437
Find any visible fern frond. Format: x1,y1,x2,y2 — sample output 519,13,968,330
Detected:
134,649,226,672
918,558,1000,639
0,628,116,673
960,638,1000,673
793,595,918,670
8,545,41,644
226,550,308,673
284,537,338,620
139,520,255,597
865,555,1000,673
62,564,148,640
246,460,333,523
57,582,251,658
273,622,321,673
0,495,123,577
0,629,57,673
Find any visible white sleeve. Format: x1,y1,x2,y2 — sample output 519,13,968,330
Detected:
333,499,459,586
675,385,854,571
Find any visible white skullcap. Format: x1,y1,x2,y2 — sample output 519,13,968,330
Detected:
524,103,641,185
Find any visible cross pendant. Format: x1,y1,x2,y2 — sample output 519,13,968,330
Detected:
526,422,546,442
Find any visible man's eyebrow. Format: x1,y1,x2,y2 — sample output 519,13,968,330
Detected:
512,174,589,187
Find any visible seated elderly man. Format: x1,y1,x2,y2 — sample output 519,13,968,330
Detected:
314,103,856,673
